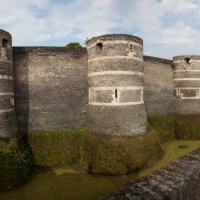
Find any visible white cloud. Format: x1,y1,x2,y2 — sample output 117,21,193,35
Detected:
0,0,200,58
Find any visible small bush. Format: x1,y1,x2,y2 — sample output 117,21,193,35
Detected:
80,131,163,175
148,116,175,143
148,115,200,141
66,42,82,48
28,128,87,168
0,136,34,191
174,115,200,140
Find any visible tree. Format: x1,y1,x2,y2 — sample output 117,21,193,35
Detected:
66,42,82,48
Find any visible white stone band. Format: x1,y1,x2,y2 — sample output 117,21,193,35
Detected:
0,108,14,113
88,71,143,77
0,75,13,80
174,78,200,81
180,97,200,99
90,86,143,91
174,60,200,63
0,92,14,96
89,101,144,106
87,40,143,49
0,59,12,64
88,56,143,63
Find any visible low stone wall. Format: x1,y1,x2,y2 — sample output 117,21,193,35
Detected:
100,148,200,200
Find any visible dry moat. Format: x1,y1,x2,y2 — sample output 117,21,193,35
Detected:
1,29,200,199
1,140,200,200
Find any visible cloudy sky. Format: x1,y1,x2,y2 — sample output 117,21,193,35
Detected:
0,0,200,58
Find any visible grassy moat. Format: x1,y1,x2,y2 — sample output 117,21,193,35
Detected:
1,140,200,200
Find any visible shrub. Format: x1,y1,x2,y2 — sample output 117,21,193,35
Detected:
0,136,34,190
80,131,163,175
27,128,87,168
174,115,200,140
148,116,175,143
66,42,82,48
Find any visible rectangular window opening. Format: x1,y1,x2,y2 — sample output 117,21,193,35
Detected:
115,89,118,103
2,38,8,49
95,43,103,55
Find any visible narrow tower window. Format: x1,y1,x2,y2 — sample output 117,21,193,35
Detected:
129,44,133,52
95,43,103,55
184,57,191,65
115,89,118,98
1,38,9,60
2,38,8,49
115,89,118,103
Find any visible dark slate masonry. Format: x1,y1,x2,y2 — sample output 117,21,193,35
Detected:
100,148,200,200
13,47,88,132
12,46,175,132
87,34,147,135
0,29,17,137
143,56,174,116
0,31,194,134
173,55,200,114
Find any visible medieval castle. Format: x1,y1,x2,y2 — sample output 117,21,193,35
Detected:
0,29,199,138
2,28,200,199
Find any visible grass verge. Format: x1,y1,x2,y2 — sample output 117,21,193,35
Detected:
80,131,163,175
0,136,34,191
0,140,199,200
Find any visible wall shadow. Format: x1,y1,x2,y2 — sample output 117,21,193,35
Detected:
13,47,30,143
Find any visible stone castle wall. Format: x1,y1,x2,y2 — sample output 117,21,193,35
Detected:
0,30,17,137
13,47,88,132
12,45,175,133
87,34,147,136
0,30,191,134
143,56,174,116
173,55,200,114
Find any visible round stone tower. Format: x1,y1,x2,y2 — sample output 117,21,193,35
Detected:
87,34,147,136
0,29,17,137
173,55,200,114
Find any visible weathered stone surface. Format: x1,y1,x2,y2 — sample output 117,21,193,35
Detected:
11,47,178,133
87,34,147,135
0,29,17,138
88,43,143,59
88,74,143,87
87,105,147,135
100,148,200,200
88,58,143,73
143,58,174,116
173,55,200,114
13,47,88,132
87,34,143,46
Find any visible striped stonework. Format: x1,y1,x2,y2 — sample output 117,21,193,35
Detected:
89,86,144,106
0,29,17,138
87,34,147,136
173,55,200,114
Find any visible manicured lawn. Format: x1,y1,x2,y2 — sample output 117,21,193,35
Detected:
0,140,200,200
